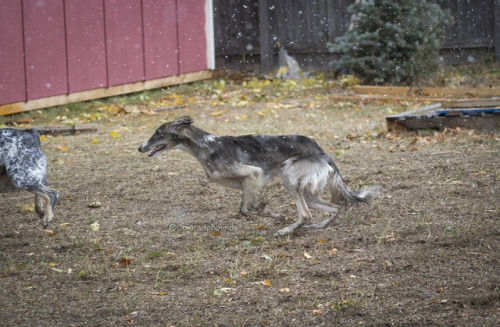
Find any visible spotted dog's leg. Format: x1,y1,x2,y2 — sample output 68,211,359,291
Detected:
34,194,45,218
32,187,58,228
6,158,58,228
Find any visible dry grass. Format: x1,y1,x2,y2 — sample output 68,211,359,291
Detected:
1,75,499,326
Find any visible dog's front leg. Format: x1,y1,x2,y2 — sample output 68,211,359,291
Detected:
239,172,263,216
34,194,45,218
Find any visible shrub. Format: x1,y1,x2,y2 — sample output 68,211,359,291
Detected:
328,0,454,85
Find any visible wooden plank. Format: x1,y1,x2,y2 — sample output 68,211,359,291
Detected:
104,0,144,86
444,98,500,108
9,124,98,136
177,0,208,74
24,0,68,100
0,70,213,115
142,0,179,79
354,85,500,98
65,0,107,93
330,94,452,103
0,0,26,104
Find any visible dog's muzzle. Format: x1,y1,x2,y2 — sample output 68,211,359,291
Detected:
138,143,167,157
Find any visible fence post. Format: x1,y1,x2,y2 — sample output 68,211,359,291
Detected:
259,0,273,72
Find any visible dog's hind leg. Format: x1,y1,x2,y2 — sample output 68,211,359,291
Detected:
274,188,312,236
7,169,58,228
275,173,313,236
303,194,340,229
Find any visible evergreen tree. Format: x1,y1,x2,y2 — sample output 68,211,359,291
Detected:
328,0,454,85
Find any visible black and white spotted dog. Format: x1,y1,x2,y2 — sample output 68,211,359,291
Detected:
0,128,58,228
139,116,378,236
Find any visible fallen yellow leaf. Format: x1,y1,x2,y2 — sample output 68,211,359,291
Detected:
56,145,68,151
261,279,271,287
328,248,339,256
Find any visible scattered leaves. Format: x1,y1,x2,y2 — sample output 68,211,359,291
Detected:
118,258,132,268
43,230,59,236
88,202,102,208
213,287,234,296
260,279,272,287
328,248,339,256
18,202,35,213
90,221,100,231
55,145,68,151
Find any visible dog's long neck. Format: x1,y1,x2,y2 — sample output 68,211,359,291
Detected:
176,125,215,161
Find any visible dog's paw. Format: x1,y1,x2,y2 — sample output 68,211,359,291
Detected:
274,227,291,237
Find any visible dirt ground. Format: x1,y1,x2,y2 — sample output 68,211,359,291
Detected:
1,77,499,326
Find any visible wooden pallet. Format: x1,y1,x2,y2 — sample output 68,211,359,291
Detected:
386,99,500,132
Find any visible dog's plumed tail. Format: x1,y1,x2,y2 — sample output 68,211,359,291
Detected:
328,162,379,209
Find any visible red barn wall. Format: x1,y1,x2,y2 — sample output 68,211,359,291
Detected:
0,0,214,111
0,0,26,104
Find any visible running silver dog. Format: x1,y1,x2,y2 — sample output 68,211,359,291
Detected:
0,128,58,228
138,116,377,236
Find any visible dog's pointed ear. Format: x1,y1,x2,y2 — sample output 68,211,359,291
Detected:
172,116,193,127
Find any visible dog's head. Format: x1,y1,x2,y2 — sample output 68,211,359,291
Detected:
138,116,194,157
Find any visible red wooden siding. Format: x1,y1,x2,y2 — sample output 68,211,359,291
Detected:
177,0,208,74
23,0,68,100
143,0,179,79
0,0,213,108
0,0,26,104
65,0,107,93
104,0,145,86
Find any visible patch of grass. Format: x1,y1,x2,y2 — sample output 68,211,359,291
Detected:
1,67,499,326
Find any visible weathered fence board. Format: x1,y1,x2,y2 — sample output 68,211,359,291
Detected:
0,0,25,104
24,0,68,100
65,0,107,93
143,0,179,79
178,0,209,74
214,0,500,71
104,0,145,86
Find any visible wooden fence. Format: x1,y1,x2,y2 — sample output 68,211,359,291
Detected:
0,0,215,115
214,0,500,71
